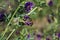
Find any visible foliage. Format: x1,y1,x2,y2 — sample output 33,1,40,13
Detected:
0,0,59,40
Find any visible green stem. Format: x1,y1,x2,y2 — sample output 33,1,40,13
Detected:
6,29,15,40
26,7,37,15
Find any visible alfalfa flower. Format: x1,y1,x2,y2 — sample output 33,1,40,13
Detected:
25,21,33,26
27,34,31,40
25,2,34,12
23,15,33,26
56,33,60,38
24,15,30,21
47,15,52,23
36,34,43,40
0,11,5,22
57,33,60,38
48,0,53,7
46,37,50,40
27,34,30,38
37,34,42,38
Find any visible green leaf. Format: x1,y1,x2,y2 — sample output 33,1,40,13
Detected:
30,12,38,20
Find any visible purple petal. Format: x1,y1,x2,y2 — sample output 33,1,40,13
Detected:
25,2,34,12
25,2,34,8
25,21,33,26
55,33,60,38
48,0,53,6
58,33,60,38
46,38,50,40
36,34,42,38
24,15,30,20
27,34,30,38
0,13,5,21
25,21,32,26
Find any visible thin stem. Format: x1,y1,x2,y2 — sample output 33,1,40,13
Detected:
6,29,15,40
26,7,37,15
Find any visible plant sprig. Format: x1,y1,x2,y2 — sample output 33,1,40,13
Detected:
0,2,21,39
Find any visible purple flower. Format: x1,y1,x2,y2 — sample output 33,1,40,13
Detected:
47,18,51,23
27,34,31,40
0,11,5,22
27,34,30,38
48,0,53,6
58,33,60,37
36,34,42,38
25,21,33,26
58,33,60,38
23,15,33,26
46,38,50,40
24,15,30,21
55,33,60,38
25,2,34,12
36,34,42,40
47,15,51,23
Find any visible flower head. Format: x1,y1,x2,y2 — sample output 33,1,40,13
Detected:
48,0,53,7
0,11,5,22
47,16,51,23
25,2,34,12
58,33,60,37
25,21,33,26
36,34,42,38
27,34,30,38
36,34,42,40
24,15,30,21
27,34,31,40
23,15,33,26
46,38,50,40
56,33,60,38
47,18,51,23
